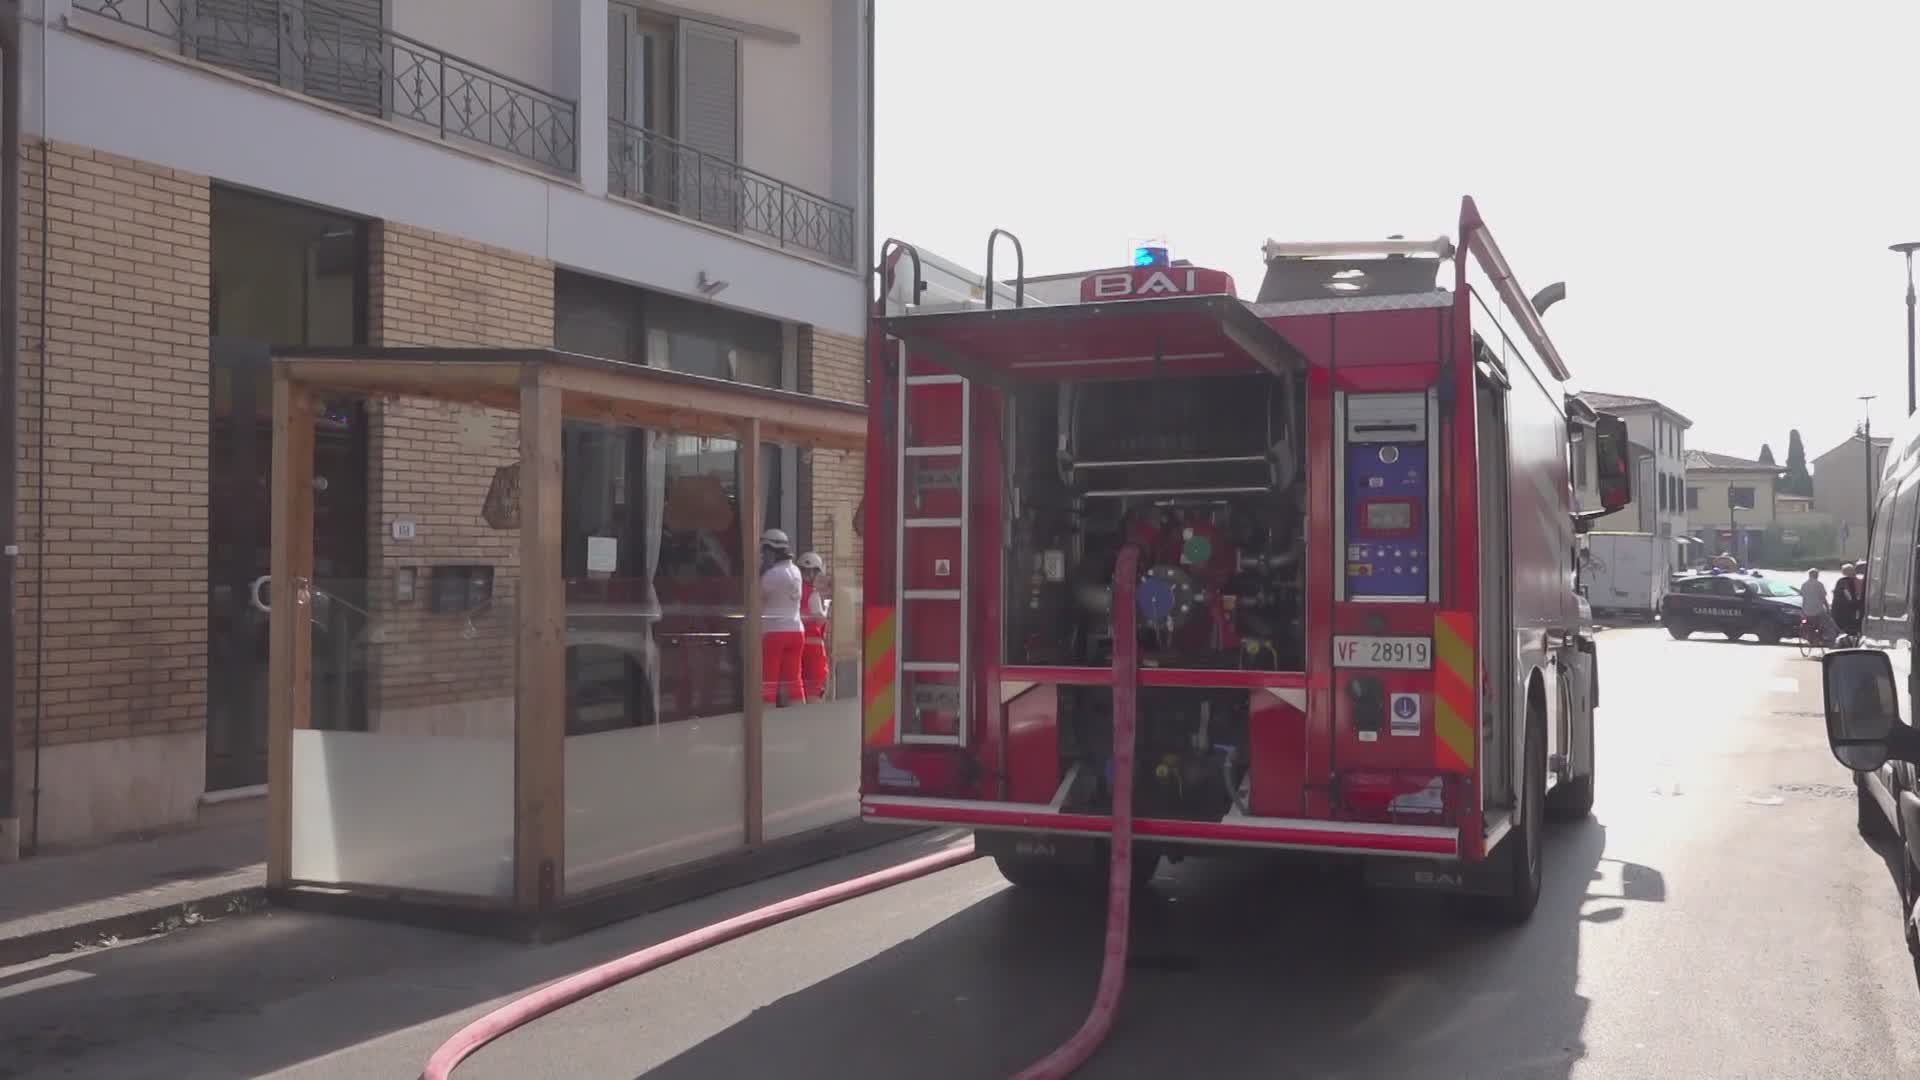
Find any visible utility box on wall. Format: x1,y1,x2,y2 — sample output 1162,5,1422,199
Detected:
429,565,495,613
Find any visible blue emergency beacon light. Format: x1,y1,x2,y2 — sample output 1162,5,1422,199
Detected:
1132,243,1170,268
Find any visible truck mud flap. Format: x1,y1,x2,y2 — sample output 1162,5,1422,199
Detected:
1362,851,1513,896
975,829,1106,867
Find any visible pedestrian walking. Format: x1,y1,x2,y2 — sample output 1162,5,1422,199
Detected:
759,529,806,706
798,551,831,701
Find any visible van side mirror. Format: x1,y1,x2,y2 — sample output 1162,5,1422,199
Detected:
1594,413,1632,512
1821,649,1920,771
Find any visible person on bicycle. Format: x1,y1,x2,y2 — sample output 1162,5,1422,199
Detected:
1831,562,1864,645
1798,568,1836,643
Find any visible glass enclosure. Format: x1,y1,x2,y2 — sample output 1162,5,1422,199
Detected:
275,355,866,913
289,393,519,896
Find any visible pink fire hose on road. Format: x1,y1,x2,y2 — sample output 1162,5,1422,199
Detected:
1009,544,1141,1080
421,549,1144,1080
419,840,978,1080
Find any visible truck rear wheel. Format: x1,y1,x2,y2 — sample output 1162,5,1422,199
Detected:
1547,675,1595,822
1476,702,1545,925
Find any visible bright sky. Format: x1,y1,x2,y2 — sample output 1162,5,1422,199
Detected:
875,0,1920,473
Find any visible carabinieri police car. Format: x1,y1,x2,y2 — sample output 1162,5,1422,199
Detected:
1659,571,1806,643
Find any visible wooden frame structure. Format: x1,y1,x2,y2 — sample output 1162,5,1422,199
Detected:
266,348,866,916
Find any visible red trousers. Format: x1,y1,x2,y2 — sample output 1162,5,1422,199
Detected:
762,630,807,705
801,639,830,700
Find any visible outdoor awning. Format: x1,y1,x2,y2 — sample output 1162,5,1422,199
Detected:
272,347,866,452
880,294,1306,385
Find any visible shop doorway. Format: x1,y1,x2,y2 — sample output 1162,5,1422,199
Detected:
206,190,370,791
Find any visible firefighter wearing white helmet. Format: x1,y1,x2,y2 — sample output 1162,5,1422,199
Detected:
758,528,806,705
797,551,830,700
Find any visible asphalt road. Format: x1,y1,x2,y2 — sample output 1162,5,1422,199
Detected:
5,628,1920,1079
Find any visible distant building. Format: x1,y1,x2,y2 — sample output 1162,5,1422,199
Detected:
1684,450,1786,564
1812,433,1893,554
1577,391,1693,576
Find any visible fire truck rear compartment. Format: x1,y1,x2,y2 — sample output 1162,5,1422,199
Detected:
1057,686,1252,823
1003,372,1306,673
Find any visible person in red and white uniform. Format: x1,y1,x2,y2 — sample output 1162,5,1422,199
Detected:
758,529,806,705
797,551,830,700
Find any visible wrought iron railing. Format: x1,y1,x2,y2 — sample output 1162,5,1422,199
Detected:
74,0,578,175
608,119,855,268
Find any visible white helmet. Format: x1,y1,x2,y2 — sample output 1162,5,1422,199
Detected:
797,551,825,572
760,528,792,552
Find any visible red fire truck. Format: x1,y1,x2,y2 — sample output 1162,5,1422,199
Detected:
859,199,1633,921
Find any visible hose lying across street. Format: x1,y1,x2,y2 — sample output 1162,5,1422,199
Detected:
421,548,1146,1079
418,840,980,1079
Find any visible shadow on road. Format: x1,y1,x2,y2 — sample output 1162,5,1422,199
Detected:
0,830,968,1079
632,821,1653,1080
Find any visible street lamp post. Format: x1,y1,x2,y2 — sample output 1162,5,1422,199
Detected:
1891,243,1920,416
1861,395,1878,562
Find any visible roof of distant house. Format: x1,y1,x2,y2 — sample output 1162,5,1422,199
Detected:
1575,391,1694,427
1813,433,1894,462
1685,448,1783,474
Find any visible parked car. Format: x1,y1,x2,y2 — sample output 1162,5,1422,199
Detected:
1660,571,1804,643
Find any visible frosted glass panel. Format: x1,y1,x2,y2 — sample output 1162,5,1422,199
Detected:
286,566,518,896
281,385,526,901
565,715,746,893
763,698,860,842
291,729,513,896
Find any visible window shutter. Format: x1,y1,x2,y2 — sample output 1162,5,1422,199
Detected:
678,23,740,229
192,0,283,85
300,0,386,118
677,23,739,161
607,5,630,124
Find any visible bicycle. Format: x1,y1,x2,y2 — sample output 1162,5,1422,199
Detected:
1799,617,1833,659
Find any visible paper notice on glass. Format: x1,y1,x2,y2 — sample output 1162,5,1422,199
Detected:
587,536,619,577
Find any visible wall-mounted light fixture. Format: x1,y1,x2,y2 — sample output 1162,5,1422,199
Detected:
697,271,730,297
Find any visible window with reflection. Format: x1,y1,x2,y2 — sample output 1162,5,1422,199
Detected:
644,292,784,387
554,273,809,735
561,422,794,735
564,424,730,733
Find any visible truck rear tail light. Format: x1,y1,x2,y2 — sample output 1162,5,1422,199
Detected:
1339,770,1453,824
862,746,979,799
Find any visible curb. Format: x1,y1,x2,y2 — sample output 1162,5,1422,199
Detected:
0,886,269,968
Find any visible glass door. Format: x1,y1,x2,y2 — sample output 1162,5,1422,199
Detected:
207,337,273,790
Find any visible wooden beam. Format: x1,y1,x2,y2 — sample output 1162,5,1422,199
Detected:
740,418,765,846
543,365,866,453
266,375,316,888
514,376,566,911
277,360,526,412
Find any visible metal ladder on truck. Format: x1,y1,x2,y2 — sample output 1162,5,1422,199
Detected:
889,230,1025,746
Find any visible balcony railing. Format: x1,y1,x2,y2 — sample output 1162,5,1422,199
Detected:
608,119,855,269
74,0,578,175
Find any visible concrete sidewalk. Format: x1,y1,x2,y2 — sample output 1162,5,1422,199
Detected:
0,816,267,966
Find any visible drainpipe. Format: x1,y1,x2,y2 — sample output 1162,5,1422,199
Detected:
0,0,22,854
862,0,874,306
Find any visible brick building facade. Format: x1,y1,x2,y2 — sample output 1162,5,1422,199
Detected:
6,144,868,852
361,227,552,737
6,0,871,861
13,144,214,845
